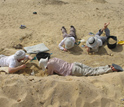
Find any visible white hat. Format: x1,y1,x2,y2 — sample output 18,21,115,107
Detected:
39,57,48,71
14,50,25,60
64,37,74,49
86,37,98,48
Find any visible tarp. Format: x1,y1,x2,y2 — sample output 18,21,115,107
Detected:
24,43,49,54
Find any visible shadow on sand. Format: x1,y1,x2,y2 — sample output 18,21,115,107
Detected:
69,45,83,55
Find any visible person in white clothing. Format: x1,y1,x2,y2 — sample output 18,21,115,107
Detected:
0,50,33,73
58,26,76,52
85,22,110,53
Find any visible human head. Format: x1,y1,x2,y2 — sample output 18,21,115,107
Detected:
14,50,25,60
64,38,74,49
86,37,97,48
39,57,48,71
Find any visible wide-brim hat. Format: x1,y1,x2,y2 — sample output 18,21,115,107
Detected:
14,50,25,60
86,37,98,48
112,63,123,72
39,57,48,71
65,37,74,49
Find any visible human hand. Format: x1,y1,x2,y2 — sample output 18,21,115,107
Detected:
28,56,33,60
20,64,26,69
63,48,68,52
84,45,87,48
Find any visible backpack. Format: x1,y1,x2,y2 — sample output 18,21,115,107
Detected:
36,52,50,61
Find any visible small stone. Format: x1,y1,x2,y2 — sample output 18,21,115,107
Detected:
13,44,23,49
96,8,99,10
76,88,78,90
29,78,34,81
36,89,39,92
33,12,37,14
17,99,21,102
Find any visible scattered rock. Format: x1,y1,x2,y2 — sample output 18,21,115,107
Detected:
36,89,39,92
33,12,37,14
20,33,32,41
17,99,21,102
107,53,113,56
29,78,34,81
13,44,23,49
96,8,99,10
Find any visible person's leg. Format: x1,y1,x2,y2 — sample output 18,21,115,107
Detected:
69,26,76,38
61,26,68,38
96,23,110,44
71,62,85,76
72,62,113,76
96,22,110,36
95,29,103,36
105,28,110,37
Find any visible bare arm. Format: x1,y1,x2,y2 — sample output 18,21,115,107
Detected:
85,46,91,52
8,64,26,73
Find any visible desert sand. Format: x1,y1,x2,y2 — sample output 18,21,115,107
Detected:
0,0,124,107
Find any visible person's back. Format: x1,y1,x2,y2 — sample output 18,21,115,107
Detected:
47,58,73,76
0,55,21,67
0,50,33,73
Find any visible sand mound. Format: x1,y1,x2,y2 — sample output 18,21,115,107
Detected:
0,73,124,107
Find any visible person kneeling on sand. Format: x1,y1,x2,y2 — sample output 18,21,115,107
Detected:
39,57,123,76
85,22,110,53
0,50,33,73
58,26,76,52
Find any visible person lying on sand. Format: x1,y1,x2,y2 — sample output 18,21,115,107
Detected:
0,50,33,73
85,22,110,53
39,57,123,76
58,26,76,52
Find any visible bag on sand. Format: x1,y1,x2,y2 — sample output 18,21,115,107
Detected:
36,52,50,61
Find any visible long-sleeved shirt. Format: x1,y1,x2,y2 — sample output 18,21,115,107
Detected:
58,37,75,50
0,55,29,68
47,58,73,76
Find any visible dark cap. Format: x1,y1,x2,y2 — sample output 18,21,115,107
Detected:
112,63,123,72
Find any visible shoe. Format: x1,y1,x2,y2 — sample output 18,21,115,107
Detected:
61,26,65,30
70,25,74,28
112,64,123,72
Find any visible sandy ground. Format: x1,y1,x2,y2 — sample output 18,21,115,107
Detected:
0,0,124,106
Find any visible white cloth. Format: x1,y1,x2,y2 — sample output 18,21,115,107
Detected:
0,55,28,68
24,43,49,54
58,37,75,50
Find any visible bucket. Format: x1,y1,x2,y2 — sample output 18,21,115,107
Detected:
107,36,117,49
36,52,50,61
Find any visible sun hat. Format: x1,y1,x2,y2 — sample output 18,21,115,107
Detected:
112,63,123,72
86,37,98,48
14,50,25,60
64,37,74,49
39,57,48,71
